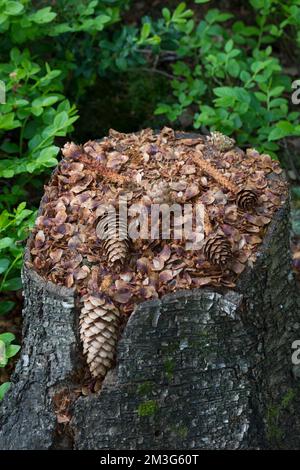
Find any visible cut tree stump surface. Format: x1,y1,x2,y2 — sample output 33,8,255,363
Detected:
0,201,299,450
0,131,300,450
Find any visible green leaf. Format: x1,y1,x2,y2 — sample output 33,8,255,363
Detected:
32,96,60,108
140,22,151,41
1,277,22,291
0,113,21,131
269,86,285,98
162,7,171,22
2,169,15,178
4,1,24,15
240,71,252,83
37,146,59,164
0,258,10,274
0,382,11,400
31,106,43,117
6,344,20,359
250,0,266,10
0,142,19,154
195,0,211,3
146,35,161,46
0,13,8,25
16,202,26,213
15,209,33,225
269,98,287,109
0,333,15,345
30,7,57,24
213,87,235,98
233,21,260,37
206,9,233,24
255,91,268,102
0,301,15,316
53,111,68,128
172,2,193,22
0,238,14,250
50,23,73,35
268,121,295,141
95,14,111,25
154,104,171,115
174,2,187,16
225,39,233,53
227,59,240,78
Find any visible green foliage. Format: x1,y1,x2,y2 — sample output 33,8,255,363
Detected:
0,0,129,397
143,1,300,156
0,332,20,400
0,382,11,400
0,48,78,179
93,1,300,156
0,202,36,293
0,332,20,368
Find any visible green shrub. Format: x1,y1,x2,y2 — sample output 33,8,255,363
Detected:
0,0,129,398
0,332,20,400
99,0,300,156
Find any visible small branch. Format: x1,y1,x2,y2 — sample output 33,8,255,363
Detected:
140,67,184,82
193,151,238,193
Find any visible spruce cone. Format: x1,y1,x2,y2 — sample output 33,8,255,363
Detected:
236,187,258,211
80,294,121,378
97,211,129,269
208,131,235,152
203,233,232,267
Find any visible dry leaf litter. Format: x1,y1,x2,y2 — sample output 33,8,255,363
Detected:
28,127,288,380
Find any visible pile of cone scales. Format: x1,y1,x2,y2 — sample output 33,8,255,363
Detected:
29,127,287,379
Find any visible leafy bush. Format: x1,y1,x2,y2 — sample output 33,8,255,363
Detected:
0,0,129,397
153,1,300,154
96,0,300,156
0,332,20,400
0,202,36,294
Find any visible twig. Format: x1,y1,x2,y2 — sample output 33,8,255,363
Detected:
140,67,185,82
193,152,238,193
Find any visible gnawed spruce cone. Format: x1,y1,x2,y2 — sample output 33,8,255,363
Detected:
236,187,258,211
80,294,121,378
203,233,233,267
97,211,129,269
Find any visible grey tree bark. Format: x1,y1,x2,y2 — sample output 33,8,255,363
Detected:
0,186,300,450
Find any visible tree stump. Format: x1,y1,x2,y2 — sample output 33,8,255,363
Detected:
0,131,300,450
